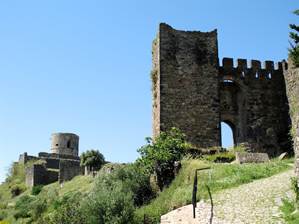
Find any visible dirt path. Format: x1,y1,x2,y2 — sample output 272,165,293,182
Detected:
161,169,294,224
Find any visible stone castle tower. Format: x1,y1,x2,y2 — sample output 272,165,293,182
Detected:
51,133,79,157
152,23,292,156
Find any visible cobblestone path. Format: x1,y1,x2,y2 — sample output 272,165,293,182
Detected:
160,169,294,224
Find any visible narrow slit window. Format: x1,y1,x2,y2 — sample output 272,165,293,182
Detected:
241,71,245,78
268,72,272,79
67,140,71,148
255,72,259,79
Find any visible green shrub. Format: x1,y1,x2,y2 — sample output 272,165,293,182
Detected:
203,151,235,163
31,198,47,220
137,127,192,189
31,185,43,195
80,149,105,171
81,172,135,224
289,10,299,67
0,211,7,221
109,164,155,206
14,195,35,219
281,198,299,223
10,184,26,197
43,193,85,224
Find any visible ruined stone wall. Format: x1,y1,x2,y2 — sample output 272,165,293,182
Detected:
219,58,291,156
284,61,299,177
153,23,220,148
19,152,38,165
25,164,58,187
59,160,81,183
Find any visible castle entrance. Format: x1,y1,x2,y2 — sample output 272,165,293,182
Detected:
220,121,235,149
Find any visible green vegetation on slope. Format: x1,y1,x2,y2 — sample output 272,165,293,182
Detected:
0,158,294,223
135,158,294,223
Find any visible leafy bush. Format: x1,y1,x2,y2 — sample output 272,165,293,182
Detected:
80,149,105,171
31,185,44,195
291,177,299,205
0,211,7,221
31,198,47,220
203,151,235,163
281,198,299,223
81,172,135,224
137,127,191,189
280,178,299,223
43,193,85,224
5,162,25,184
14,195,35,219
10,183,26,197
289,10,299,67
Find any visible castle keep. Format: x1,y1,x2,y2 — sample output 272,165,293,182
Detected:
20,133,81,186
152,23,292,156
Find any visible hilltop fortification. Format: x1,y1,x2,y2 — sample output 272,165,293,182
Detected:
152,23,292,156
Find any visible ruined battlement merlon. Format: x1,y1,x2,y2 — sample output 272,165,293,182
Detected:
263,61,274,71
250,60,261,70
237,59,248,69
222,57,234,69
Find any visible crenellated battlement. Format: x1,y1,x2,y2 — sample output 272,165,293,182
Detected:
220,57,284,71
219,57,286,82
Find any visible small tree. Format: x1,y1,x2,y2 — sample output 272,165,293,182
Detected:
136,127,191,189
80,150,105,172
289,10,299,67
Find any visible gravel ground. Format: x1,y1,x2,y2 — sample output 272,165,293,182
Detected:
161,169,294,224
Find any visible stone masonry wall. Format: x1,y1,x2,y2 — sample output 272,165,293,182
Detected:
25,164,58,187
284,61,299,178
59,160,81,183
219,58,291,156
153,23,220,148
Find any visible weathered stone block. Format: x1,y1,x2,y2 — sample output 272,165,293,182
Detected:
235,152,270,164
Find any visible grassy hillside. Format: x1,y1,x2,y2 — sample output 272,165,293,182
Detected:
0,158,294,223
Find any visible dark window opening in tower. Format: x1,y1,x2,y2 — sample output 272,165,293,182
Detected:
67,140,71,148
221,122,234,150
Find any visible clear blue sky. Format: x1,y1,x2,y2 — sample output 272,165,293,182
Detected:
0,1,298,183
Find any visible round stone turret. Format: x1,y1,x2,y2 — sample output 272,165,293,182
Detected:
51,133,79,157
